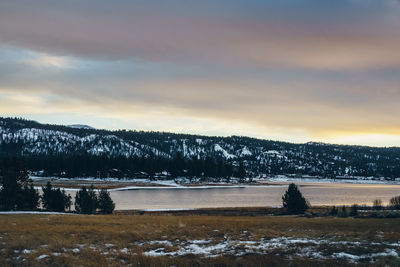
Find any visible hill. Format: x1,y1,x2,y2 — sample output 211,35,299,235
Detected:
0,117,399,180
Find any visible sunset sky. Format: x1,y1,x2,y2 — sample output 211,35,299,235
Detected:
1,0,400,146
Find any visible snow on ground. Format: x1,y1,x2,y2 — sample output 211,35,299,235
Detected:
239,146,253,156
137,208,198,212
140,236,400,262
0,211,74,215
112,184,285,192
8,236,400,263
266,176,400,185
120,248,129,254
214,144,237,159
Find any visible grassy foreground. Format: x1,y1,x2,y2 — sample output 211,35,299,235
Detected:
0,214,400,266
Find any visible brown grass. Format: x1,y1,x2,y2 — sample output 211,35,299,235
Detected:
0,214,399,266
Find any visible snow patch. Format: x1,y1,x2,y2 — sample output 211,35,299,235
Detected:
214,144,236,159
0,211,73,215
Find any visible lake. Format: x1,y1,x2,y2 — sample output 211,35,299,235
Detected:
80,182,400,210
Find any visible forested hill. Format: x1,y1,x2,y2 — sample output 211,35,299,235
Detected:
0,117,399,180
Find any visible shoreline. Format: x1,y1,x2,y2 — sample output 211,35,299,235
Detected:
30,176,400,190
2,205,399,216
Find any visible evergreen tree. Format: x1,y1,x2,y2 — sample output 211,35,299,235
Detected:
349,204,358,217
340,206,348,217
18,183,40,211
0,158,39,210
75,185,98,214
87,185,98,212
98,189,115,214
236,162,246,183
64,192,72,212
282,183,309,214
373,199,383,210
41,182,72,212
389,196,400,210
41,182,53,211
330,206,338,216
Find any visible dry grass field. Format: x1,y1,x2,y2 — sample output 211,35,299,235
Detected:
0,214,400,266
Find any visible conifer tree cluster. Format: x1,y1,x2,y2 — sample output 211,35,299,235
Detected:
0,158,114,213
41,182,72,212
20,155,244,181
75,186,115,214
0,158,40,211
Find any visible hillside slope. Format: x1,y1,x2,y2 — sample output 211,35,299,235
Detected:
0,117,399,179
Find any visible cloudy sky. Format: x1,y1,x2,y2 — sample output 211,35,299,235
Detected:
1,0,400,146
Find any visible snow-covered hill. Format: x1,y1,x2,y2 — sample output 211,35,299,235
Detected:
1,117,400,178
67,124,95,130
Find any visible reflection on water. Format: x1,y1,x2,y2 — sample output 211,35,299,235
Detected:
67,183,400,210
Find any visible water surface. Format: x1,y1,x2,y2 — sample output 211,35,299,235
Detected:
80,182,400,210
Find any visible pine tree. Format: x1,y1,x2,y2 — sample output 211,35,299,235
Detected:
64,191,72,212
41,182,72,212
41,182,53,211
75,185,98,214
18,183,40,211
340,206,348,217
349,204,358,217
373,199,383,210
282,183,309,214
74,187,86,214
98,189,115,214
390,196,400,210
0,158,37,211
237,162,246,183
330,206,338,216
87,185,98,212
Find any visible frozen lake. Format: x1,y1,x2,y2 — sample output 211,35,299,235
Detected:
65,182,400,210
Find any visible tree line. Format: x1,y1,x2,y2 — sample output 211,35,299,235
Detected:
6,154,246,181
0,158,115,213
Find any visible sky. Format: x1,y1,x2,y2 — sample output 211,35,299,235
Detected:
1,0,400,147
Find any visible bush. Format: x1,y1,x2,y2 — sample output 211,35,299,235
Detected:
98,189,115,214
75,185,98,214
389,196,400,210
282,183,309,214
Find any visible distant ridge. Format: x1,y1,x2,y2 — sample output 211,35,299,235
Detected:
0,116,399,179
68,124,95,130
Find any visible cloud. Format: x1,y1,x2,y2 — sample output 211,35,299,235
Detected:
0,1,400,146
1,47,400,141
0,0,399,70
22,52,76,69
